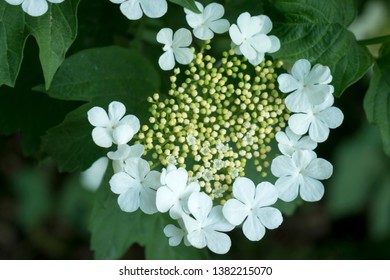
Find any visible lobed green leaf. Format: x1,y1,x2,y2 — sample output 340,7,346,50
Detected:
0,0,79,89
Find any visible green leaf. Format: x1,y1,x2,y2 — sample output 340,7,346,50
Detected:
0,4,28,87
266,0,373,96
364,43,390,156
43,46,159,102
327,124,387,218
168,0,200,13
0,1,79,88
0,39,80,156
26,0,79,89
42,46,160,172
90,178,209,259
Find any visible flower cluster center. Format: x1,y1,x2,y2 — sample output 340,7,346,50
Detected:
138,46,289,203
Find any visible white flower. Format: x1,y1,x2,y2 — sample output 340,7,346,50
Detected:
182,192,234,254
110,0,167,20
156,168,200,219
107,144,144,173
109,158,161,214
223,178,283,241
275,127,317,156
213,159,225,170
80,157,109,191
186,134,197,146
5,0,64,17
288,94,344,143
271,150,333,202
185,2,230,40
157,28,194,71
164,220,190,247
160,164,178,185
87,101,140,148
229,13,280,65
278,59,334,112
202,169,214,181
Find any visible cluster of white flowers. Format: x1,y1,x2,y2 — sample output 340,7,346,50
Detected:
79,2,344,255
272,59,344,202
83,101,285,254
4,0,64,16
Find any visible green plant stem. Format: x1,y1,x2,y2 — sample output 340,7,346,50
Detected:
358,35,390,46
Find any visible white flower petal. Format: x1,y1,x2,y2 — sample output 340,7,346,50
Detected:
92,127,113,148
256,207,283,229
222,199,248,225
209,19,230,34
229,24,244,45
275,175,300,202
174,47,193,65
186,229,207,249
22,0,48,17
206,205,234,232
159,50,175,71
120,0,143,20
305,158,333,180
87,107,111,127
124,157,150,181
166,168,188,191
47,0,65,3
204,229,231,254
156,186,175,213
187,192,212,223
139,187,157,214
118,187,140,212
182,214,201,234
306,64,332,85
308,118,330,143
291,59,311,82
318,107,344,129
306,84,333,106
112,124,134,145
250,34,271,53
157,28,173,45
110,172,136,194
255,15,273,34
164,224,184,246
292,150,316,169
193,26,214,40
288,113,312,135
5,0,24,5
108,101,126,124
144,170,161,190
119,115,141,134
277,74,300,93
271,155,295,177
248,52,265,66
240,41,257,60
140,0,167,18
80,157,109,191
295,135,318,151
242,214,266,241
284,91,312,112
254,182,278,207
232,177,256,204
107,144,131,161
267,35,280,53
203,2,224,21
173,28,192,47
299,176,325,202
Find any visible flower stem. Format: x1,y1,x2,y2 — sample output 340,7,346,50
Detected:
358,35,390,46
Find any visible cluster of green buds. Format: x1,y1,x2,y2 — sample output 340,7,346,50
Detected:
136,43,289,203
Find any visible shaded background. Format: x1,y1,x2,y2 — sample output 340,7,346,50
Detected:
1,0,390,259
